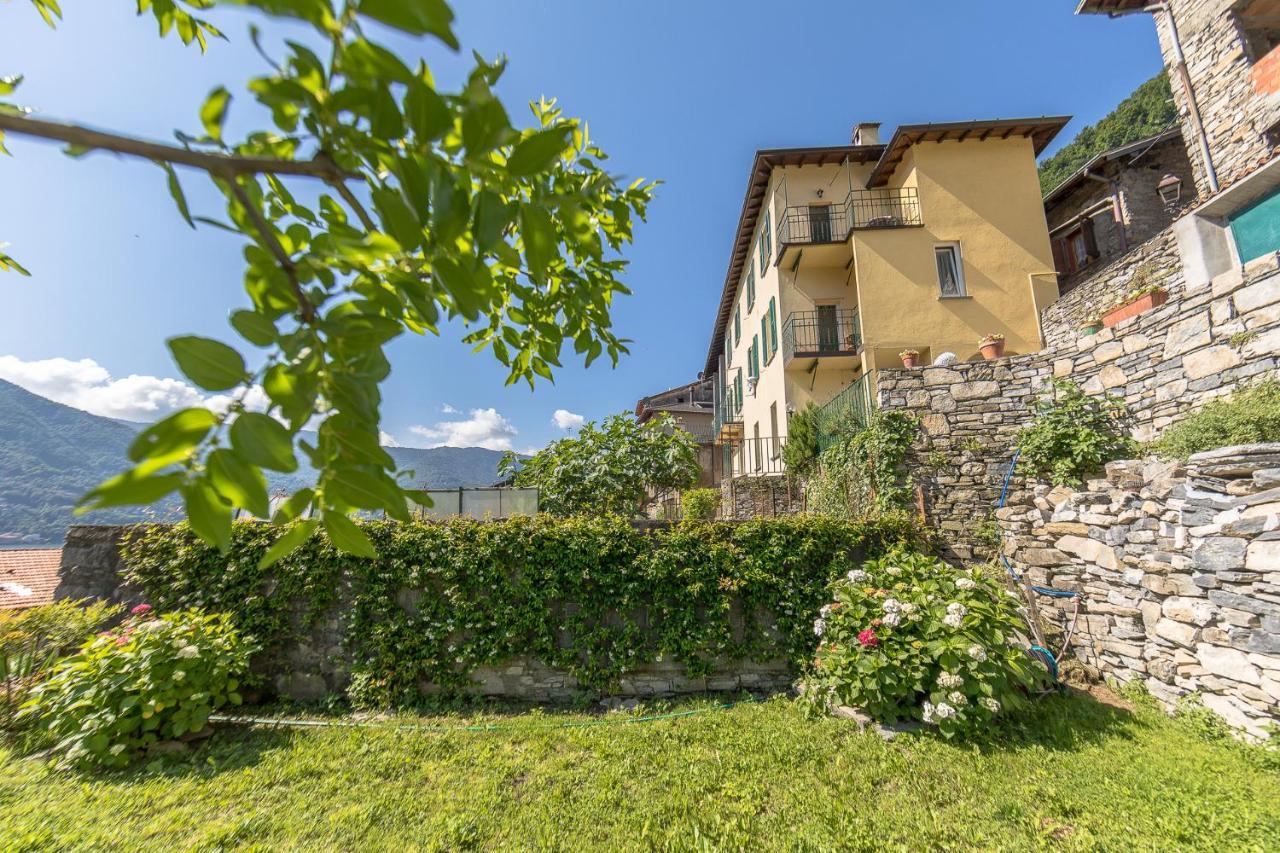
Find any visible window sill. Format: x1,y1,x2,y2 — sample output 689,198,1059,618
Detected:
938,295,972,300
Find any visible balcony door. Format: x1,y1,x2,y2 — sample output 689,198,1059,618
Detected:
809,204,832,243
816,303,841,353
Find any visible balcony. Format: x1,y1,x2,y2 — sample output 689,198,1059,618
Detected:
712,390,742,442
724,436,786,478
775,188,923,268
782,308,862,368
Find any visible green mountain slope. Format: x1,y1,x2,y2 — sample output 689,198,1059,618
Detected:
1039,72,1179,195
0,379,511,546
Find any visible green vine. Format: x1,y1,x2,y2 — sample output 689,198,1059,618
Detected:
121,514,926,705
807,412,919,519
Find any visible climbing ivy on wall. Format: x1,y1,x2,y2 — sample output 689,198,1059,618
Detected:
808,412,919,519
121,514,926,704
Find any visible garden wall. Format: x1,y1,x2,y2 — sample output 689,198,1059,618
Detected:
997,446,1280,737
720,475,807,520
54,517,899,704
877,256,1280,560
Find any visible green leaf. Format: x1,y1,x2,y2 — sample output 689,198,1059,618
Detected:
78,470,183,513
230,413,298,473
461,97,510,157
0,250,31,276
404,79,451,142
371,185,421,251
229,309,277,347
322,511,377,558
181,480,233,552
207,448,270,518
506,127,572,177
0,75,23,96
519,203,557,283
258,519,317,569
167,335,248,391
158,162,195,228
128,408,217,463
358,0,458,49
272,487,315,524
200,86,231,142
327,467,405,518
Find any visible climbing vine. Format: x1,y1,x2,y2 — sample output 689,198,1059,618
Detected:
121,514,926,705
807,411,919,519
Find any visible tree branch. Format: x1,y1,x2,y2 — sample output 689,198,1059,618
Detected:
329,177,378,232
0,113,360,181
225,176,316,323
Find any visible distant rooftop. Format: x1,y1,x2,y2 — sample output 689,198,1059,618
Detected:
0,548,61,610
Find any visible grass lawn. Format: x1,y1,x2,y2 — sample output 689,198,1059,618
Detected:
1,690,1277,851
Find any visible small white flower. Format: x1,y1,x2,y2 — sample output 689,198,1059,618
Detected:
938,671,963,689
942,613,964,629
819,604,833,618
968,645,987,662
173,670,185,682
109,743,126,756
886,566,903,577
922,701,936,723
981,697,1001,713
813,618,826,637
846,569,869,583
176,645,200,659
882,612,901,628
949,691,968,706
935,702,957,720
955,578,976,590
899,602,917,615
946,603,967,618
882,598,902,614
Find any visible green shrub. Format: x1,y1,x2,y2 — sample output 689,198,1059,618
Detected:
0,599,122,727
22,607,256,767
122,515,927,707
679,488,720,522
1018,379,1136,486
781,403,821,475
801,552,1050,737
1151,380,1280,460
808,411,918,518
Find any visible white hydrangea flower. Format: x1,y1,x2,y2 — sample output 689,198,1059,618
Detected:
946,603,967,618
935,702,957,719
882,612,902,628
955,578,976,590
886,566,903,577
938,671,963,688
980,697,1001,713
948,691,968,706
882,598,902,614
177,645,200,659
813,618,826,637
819,604,833,618
922,701,936,723
899,602,917,615
846,569,869,583
943,613,963,629
968,645,987,662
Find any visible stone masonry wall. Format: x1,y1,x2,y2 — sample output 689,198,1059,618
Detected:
720,474,807,520
997,447,1280,737
54,524,796,703
877,258,1280,561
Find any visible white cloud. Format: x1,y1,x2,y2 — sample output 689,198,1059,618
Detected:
0,354,274,423
379,430,400,447
408,407,519,451
551,409,585,431
441,403,460,414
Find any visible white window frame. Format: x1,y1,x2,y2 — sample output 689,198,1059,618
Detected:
934,242,967,298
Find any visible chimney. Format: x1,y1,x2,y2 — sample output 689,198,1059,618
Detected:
852,122,881,146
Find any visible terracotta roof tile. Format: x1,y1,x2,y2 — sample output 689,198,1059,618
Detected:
0,548,62,610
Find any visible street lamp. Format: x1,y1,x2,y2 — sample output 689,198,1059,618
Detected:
1157,173,1184,210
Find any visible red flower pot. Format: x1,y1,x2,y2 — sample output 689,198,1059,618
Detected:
979,340,1005,360
1102,290,1168,328
901,354,919,368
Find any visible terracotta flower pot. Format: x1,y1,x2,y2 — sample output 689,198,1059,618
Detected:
979,340,1005,360
900,354,919,368
1102,290,1168,328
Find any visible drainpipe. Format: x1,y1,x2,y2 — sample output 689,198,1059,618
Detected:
1139,3,1221,193
1082,168,1128,253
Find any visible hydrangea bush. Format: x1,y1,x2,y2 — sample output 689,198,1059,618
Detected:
23,606,256,768
801,552,1050,737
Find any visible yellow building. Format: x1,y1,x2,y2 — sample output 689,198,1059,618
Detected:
706,118,1068,476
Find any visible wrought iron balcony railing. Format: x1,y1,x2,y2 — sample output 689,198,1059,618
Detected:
782,308,861,364
774,188,922,251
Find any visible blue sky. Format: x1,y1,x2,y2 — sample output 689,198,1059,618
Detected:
0,1,1162,451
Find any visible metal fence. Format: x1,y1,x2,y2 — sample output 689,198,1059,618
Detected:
782,308,861,362
848,188,922,229
816,374,874,451
411,488,540,520
725,436,786,477
776,188,922,248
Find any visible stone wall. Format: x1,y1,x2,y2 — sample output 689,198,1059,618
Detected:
877,258,1280,560
997,447,1280,737
720,474,807,520
53,524,797,703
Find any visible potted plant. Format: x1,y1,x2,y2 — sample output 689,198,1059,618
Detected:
1101,284,1168,328
899,349,920,368
978,334,1005,360
1078,316,1103,337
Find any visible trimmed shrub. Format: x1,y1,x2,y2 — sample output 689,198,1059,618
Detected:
801,551,1050,737
23,607,256,767
1018,379,1136,487
1151,380,1280,460
679,488,720,522
121,514,927,706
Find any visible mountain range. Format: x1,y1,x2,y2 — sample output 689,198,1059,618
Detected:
0,378,511,546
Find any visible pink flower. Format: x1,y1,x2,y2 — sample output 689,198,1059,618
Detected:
857,628,879,648
116,636,129,646
130,603,152,616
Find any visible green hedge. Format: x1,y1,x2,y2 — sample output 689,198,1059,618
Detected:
121,514,924,702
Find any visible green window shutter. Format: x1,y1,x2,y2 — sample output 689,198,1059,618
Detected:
759,209,772,273
734,370,743,413
724,334,731,367
734,307,741,344
746,271,755,310
767,298,778,359
749,336,759,379
760,315,770,365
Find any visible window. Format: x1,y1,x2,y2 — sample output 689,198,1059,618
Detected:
759,209,772,272
1235,2,1280,63
746,270,755,311
748,335,759,381
934,243,966,297
764,297,778,362
734,307,741,344
734,369,743,414
769,403,779,459
1050,219,1099,278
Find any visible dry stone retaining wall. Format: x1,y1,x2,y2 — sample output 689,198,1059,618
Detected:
997,447,1280,737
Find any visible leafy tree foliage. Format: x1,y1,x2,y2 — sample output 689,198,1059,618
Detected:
503,413,699,517
1,0,656,561
1151,379,1280,460
1038,72,1178,195
1017,379,1136,487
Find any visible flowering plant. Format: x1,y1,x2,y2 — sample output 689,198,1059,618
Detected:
978,333,1005,346
801,551,1050,737
898,349,919,359
22,607,256,767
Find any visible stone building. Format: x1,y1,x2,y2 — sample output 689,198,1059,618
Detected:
635,378,719,518
1043,128,1196,293
1078,1,1280,285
